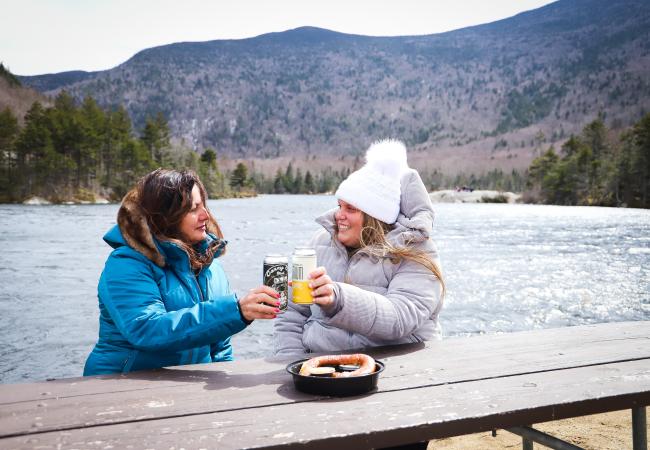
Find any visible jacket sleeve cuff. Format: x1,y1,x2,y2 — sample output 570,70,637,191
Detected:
236,295,254,325
320,282,343,318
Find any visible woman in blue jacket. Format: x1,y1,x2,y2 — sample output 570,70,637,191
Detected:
84,169,279,376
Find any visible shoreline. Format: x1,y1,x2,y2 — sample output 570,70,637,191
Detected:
18,190,259,205
22,196,111,205
429,189,522,204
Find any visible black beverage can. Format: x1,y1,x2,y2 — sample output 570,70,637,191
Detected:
263,254,288,312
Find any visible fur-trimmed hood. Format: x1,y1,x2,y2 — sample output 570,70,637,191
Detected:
113,189,166,267
105,190,225,268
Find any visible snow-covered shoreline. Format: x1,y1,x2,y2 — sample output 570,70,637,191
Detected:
429,190,522,203
22,196,111,205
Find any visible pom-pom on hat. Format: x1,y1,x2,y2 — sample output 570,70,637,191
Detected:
335,139,409,224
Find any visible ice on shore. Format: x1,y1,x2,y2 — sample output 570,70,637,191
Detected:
429,190,521,203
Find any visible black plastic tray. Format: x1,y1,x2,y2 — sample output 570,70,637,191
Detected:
286,359,385,397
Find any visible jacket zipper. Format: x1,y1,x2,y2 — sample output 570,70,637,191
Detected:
189,268,203,365
190,259,205,302
341,247,362,284
194,276,205,302
343,252,354,284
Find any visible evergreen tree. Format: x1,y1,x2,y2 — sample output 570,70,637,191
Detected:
318,170,336,193
0,107,18,151
283,162,295,193
304,170,315,193
14,102,69,198
527,146,559,201
632,113,650,207
141,112,171,166
293,168,304,193
200,148,217,168
198,148,227,197
50,91,83,188
580,117,613,204
619,113,650,207
0,107,19,200
230,162,248,191
273,168,286,194
102,106,134,193
116,139,152,198
79,96,105,189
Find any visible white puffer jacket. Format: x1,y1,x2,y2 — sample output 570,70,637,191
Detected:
274,169,443,355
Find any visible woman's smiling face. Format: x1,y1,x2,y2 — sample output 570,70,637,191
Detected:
334,200,364,248
179,184,209,244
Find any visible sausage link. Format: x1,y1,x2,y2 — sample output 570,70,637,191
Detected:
298,353,375,377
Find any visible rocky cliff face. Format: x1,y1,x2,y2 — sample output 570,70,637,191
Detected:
19,0,650,172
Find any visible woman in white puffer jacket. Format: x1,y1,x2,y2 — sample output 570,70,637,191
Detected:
274,139,444,356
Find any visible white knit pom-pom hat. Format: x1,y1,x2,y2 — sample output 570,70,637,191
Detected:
335,139,409,224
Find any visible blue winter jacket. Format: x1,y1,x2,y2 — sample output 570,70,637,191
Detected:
83,225,247,376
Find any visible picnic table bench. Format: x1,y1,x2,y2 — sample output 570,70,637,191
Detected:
1,320,648,449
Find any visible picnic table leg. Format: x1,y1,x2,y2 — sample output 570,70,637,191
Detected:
507,425,584,450
632,406,647,450
522,435,533,450
521,424,533,450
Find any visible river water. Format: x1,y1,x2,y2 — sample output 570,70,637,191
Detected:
0,195,648,383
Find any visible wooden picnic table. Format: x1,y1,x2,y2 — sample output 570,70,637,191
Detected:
1,320,648,449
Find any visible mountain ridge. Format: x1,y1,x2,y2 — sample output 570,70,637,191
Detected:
17,0,650,174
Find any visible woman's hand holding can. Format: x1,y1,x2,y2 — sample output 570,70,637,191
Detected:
308,267,336,307
238,286,281,321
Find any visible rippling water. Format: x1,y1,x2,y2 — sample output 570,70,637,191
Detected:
0,196,648,383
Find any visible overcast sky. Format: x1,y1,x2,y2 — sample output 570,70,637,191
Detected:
2,0,555,76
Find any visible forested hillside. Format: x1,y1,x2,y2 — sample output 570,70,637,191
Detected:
0,88,350,203
3,0,650,204
18,0,650,177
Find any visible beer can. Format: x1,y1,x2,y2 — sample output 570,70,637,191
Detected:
263,254,288,312
291,247,317,304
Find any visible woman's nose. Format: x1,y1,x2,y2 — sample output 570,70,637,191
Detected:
199,207,208,220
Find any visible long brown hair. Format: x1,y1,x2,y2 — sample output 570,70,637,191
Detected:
138,168,224,270
356,213,445,298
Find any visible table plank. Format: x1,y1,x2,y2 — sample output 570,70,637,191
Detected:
4,359,649,449
4,321,649,405
1,321,649,438
3,321,647,405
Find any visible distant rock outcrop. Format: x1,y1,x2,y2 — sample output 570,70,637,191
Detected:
430,190,521,203
22,197,51,205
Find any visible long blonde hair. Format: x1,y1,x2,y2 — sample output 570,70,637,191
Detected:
356,213,445,298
